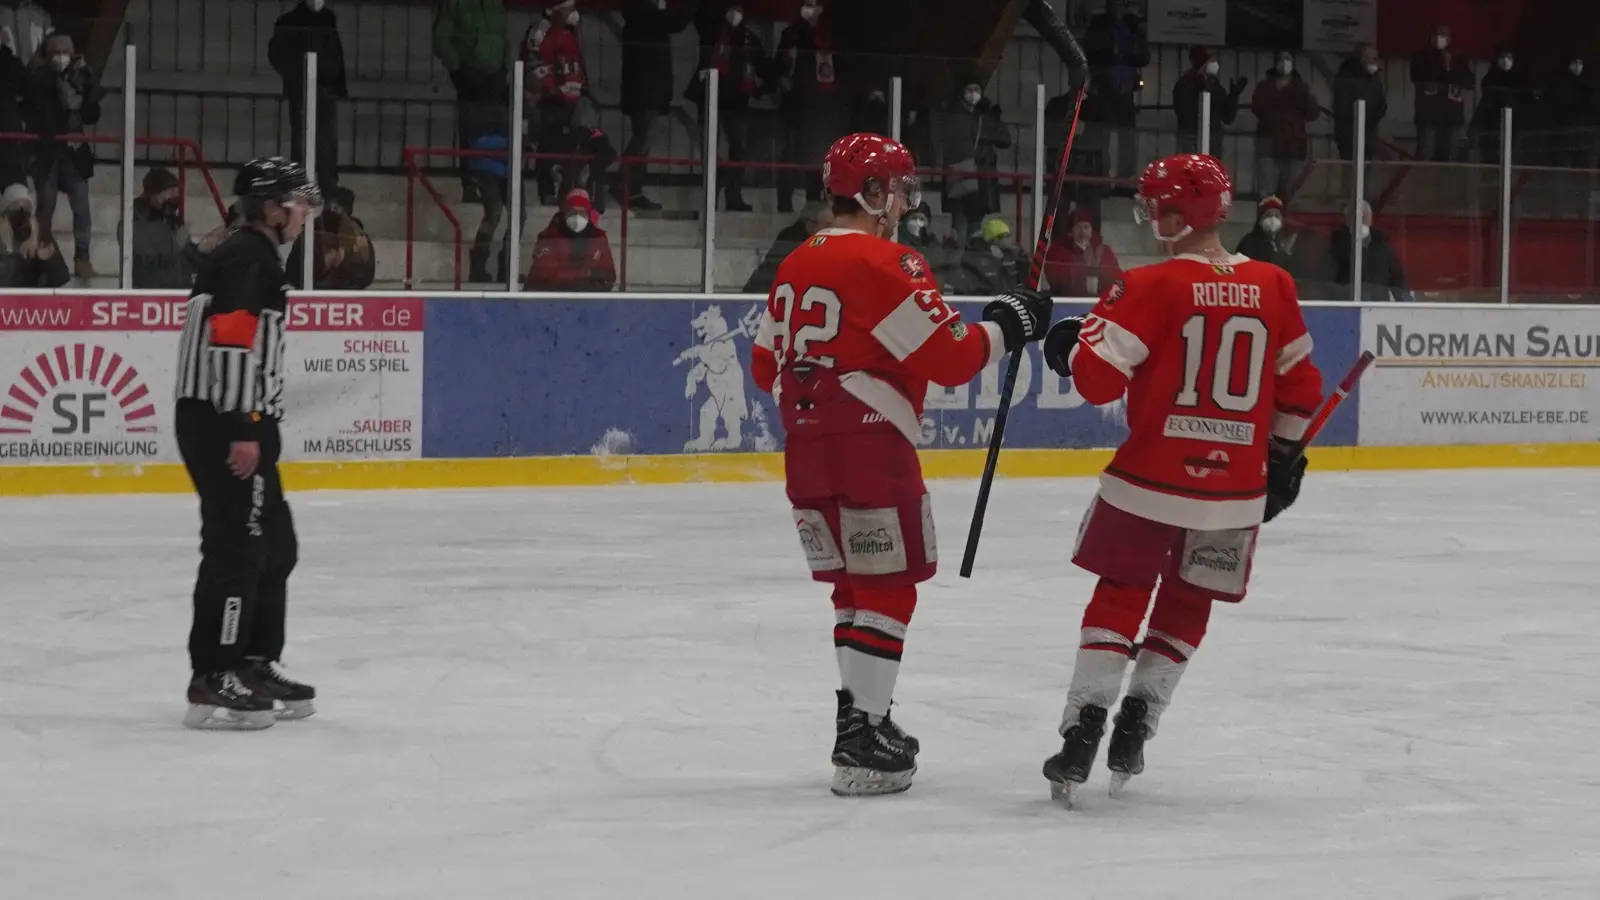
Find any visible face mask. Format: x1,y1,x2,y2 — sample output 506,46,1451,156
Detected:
1572,63,1585,77
1358,224,1371,242
1365,62,1379,75
566,213,589,233
726,10,743,27
50,54,70,72
1277,60,1293,76
963,89,982,106
655,0,666,8
309,0,325,10
1498,57,1513,71
1433,35,1449,50
800,4,820,24
1261,216,1282,234
1204,60,1220,76
905,218,926,237
990,243,1006,259
566,10,580,27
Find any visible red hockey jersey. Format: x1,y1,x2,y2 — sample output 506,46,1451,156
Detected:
751,227,1005,445
1068,253,1322,530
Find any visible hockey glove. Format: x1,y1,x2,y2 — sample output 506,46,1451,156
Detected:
1042,316,1085,378
982,288,1054,353
1263,438,1308,523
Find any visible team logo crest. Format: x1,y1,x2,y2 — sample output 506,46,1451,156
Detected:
899,253,927,279
1211,264,1234,276
1103,279,1125,306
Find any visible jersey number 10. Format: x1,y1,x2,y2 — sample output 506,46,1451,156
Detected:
1175,314,1268,413
770,283,843,369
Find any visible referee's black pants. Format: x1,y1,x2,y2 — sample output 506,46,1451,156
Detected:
176,400,298,675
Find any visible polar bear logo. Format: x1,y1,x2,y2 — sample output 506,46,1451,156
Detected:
676,304,759,451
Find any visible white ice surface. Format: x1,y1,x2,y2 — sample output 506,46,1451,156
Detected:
3,470,1600,899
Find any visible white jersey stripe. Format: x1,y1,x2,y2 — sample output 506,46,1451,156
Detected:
870,292,942,362
1276,332,1313,375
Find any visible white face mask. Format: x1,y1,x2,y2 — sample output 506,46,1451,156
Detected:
963,89,982,106
309,0,325,10
1261,216,1282,234
905,217,926,237
726,10,743,27
566,10,580,27
1572,63,1586,77
1365,62,1379,75
1358,223,1371,242
1204,60,1220,76
50,54,70,72
1276,60,1293,76
1498,57,1513,71
1433,35,1449,50
800,4,820,24
566,213,589,232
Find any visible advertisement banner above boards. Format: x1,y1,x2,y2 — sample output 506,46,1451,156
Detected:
420,296,1361,460
1359,306,1600,446
0,293,425,466
1145,0,1228,46
1302,0,1377,53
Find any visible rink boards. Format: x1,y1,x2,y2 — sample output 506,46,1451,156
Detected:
0,290,1598,494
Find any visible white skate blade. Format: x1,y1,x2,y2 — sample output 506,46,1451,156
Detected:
183,704,276,731
275,699,316,720
1048,779,1082,809
1108,771,1134,798
831,765,915,797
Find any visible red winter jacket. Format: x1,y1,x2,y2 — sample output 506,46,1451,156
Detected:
1043,236,1123,299
525,221,616,292
524,22,586,106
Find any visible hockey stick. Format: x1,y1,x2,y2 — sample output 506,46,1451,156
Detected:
960,69,1091,579
1288,350,1376,459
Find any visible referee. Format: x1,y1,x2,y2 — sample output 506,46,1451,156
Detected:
175,157,320,730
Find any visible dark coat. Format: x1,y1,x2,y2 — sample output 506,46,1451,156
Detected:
1544,70,1598,129
686,14,770,109
1082,12,1148,102
951,236,1022,296
1174,70,1242,151
777,18,842,113
1472,65,1533,134
121,198,195,289
1409,47,1473,127
267,2,350,101
1236,226,1305,277
938,97,1011,210
0,245,70,288
620,0,698,115
743,217,807,294
1331,56,1387,141
22,58,103,174
1251,71,1319,160
1325,225,1407,298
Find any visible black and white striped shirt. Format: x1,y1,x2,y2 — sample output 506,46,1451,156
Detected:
174,229,290,433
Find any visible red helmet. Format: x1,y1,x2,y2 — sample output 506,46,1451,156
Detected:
823,133,920,217
1135,154,1234,242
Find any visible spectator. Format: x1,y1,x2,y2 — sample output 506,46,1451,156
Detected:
1325,200,1410,302
1174,47,1244,157
1471,48,1530,165
524,1,588,204
267,0,347,190
433,0,509,201
1043,208,1122,298
1235,195,1305,275
742,200,831,293
188,202,241,271
938,78,1011,247
464,115,524,284
526,189,615,292
119,167,193,289
775,0,843,214
1250,51,1318,200
22,31,101,279
687,3,769,211
897,201,948,286
1081,0,1149,180
0,183,68,287
850,87,889,137
312,186,374,290
1332,43,1387,161
0,26,29,190
1544,55,1597,169
618,0,700,211
1409,24,1473,162
951,215,1022,296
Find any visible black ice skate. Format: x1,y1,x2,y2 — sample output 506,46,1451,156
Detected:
1042,704,1107,808
246,658,317,720
834,689,917,764
1106,696,1150,797
831,707,917,797
184,671,276,730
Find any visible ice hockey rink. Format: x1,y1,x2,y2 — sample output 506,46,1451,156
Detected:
3,469,1598,899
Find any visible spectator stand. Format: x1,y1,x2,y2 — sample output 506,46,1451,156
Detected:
0,131,226,223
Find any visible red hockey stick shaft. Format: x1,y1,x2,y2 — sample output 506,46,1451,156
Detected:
1291,350,1376,458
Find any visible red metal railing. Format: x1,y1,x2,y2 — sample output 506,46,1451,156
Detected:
0,132,229,222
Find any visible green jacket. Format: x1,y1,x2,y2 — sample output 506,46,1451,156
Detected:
433,0,510,76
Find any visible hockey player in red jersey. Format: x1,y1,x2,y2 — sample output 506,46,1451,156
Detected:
750,132,1053,796
1037,154,1322,805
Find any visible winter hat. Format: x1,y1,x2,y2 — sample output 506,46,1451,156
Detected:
562,189,593,213
547,0,577,15
980,216,1012,242
2,183,32,212
1258,195,1285,214
1189,46,1213,69
142,167,178,196
1068,207,1096,228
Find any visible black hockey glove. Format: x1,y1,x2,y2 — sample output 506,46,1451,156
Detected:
1042,316,1085,378
982,288,1054,353
1263,438,1308,524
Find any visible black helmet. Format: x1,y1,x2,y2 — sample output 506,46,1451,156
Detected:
234,156,322,208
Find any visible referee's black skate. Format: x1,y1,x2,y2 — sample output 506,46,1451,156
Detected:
834,689,917,764
1106,696,1150,797
246,658,316,720
832,707,917,797
1043,704,1107,808
184,670,276,730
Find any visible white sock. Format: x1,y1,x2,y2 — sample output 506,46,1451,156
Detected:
1126,629,1197,737
1060,627,1134,736
839,648,899,720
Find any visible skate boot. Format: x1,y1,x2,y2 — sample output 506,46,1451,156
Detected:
834,689,917,763
1042,704,1108,808
1106,696,1150,796
831,707,917,797
184,671,276,730
246,658,317,720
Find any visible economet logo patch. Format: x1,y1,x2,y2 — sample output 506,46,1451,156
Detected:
0,343,161,461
